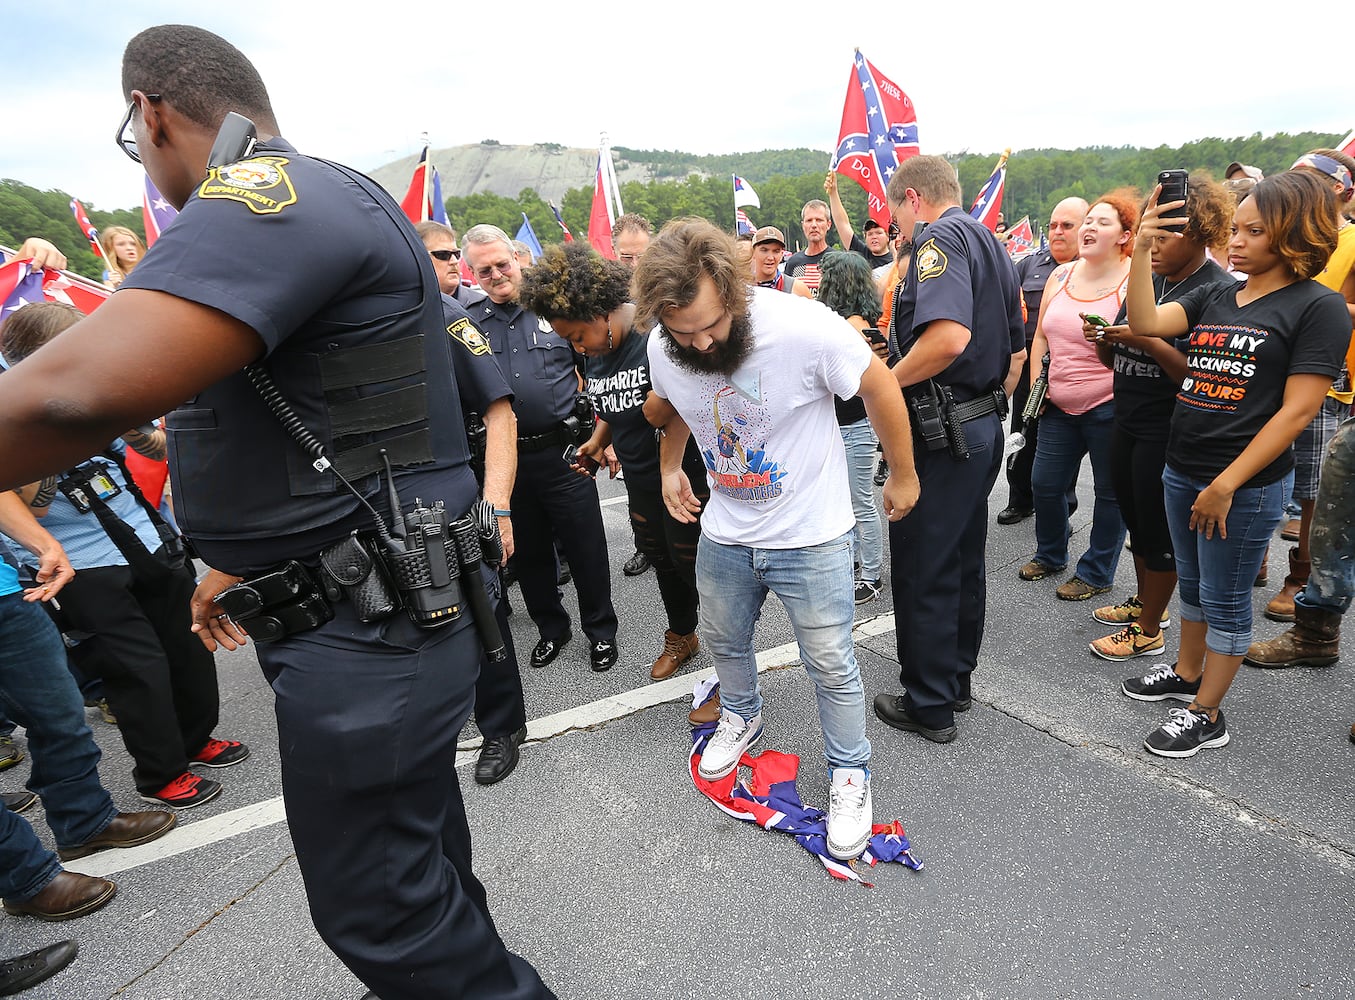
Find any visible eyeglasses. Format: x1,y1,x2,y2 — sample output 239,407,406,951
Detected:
473,260,514,281
886,222,901,239
618,253,642,264
429,249,461,262
115,94,162,163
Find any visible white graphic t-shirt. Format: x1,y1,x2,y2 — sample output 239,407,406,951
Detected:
648,288,872,548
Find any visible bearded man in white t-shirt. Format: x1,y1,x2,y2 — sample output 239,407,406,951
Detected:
633,218,919,861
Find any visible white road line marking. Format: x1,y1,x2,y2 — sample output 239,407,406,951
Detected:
599,495,628,507
64,612,897,877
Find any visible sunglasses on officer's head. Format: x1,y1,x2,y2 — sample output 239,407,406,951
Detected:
429,249,461,262
887,222,901,240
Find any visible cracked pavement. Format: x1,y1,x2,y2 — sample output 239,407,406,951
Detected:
2,468,1352,999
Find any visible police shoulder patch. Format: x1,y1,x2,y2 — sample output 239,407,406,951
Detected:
915,238,948,282
197,156,298,215
448,317,491,356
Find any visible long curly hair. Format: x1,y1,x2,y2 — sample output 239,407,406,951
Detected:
817,251,882,325
518,241,633,322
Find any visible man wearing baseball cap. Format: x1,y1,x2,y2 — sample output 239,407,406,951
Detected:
749,227,812,298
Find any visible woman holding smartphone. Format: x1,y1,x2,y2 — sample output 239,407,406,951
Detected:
519,242,707,682
1020,193,1137,601
1120,171,1348,757
1084,175,1237,661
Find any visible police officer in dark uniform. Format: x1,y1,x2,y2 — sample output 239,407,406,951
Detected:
999,197,1089,524
461,225,620,672
439,292,531,785
0,25,553,1000
873,155,1026,745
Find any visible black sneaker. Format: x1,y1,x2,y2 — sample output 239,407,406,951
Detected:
623,550,651,577
1144,707,1230,758
590,639,618,672
853,579,881,605
873,458,889,487
1,790,37,813
1121,664,1200,703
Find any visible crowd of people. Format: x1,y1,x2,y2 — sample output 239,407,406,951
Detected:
1,21,1354,999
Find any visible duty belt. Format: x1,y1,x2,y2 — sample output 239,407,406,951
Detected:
517,425,572,454
950,388,1007,423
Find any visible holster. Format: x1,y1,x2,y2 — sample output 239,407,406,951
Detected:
319,532,400,623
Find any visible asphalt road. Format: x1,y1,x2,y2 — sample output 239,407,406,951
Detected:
3,466,1352,1000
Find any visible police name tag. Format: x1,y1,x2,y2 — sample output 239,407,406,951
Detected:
198,156,298,215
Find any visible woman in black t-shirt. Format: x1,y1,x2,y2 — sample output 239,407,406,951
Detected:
1120,171,1348,758
1085,176,1237,663
520,243,707,683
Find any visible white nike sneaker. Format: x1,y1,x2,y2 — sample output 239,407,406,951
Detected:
826,766,872,860
697,708,764,780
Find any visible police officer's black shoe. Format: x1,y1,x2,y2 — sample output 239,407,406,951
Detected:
996,506,1033,525
590,639,618,672
0,939,78,995
530,631,572,668
873,694,957,743
474,727,527,786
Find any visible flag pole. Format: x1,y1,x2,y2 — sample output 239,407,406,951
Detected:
420,133,431,223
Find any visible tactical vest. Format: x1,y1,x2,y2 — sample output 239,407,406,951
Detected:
165,158,477,573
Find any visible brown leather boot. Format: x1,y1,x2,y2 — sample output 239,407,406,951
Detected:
1244,603,1341,669
650,630,699,681
1264,548,1310,622
2,872,117,921
688,691,721,726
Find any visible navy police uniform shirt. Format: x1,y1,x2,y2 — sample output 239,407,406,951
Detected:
474,298,579,436
122,138,478,575
893,206,1025,401
440,294,512,416
1015,248,1061,344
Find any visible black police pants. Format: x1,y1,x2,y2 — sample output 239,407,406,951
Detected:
510,449,618,643
42,562,218,794
475,568,527,739
890,414,1004,730
257,604,554,1000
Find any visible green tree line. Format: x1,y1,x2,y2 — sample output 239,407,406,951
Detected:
4,130,1347,280
0,180,141,280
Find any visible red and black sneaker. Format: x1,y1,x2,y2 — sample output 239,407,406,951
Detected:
191,738,250,768
140,772,222,809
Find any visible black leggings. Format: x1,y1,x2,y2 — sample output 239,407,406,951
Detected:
624,446,706,635
1110,425,1175,572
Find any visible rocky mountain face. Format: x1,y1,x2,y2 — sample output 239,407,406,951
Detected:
367,142,657,203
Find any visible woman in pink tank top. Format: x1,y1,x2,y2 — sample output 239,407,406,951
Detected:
1019,192,1139,601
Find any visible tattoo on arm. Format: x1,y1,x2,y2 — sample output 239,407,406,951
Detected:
123,424,168,461
27,477,59,508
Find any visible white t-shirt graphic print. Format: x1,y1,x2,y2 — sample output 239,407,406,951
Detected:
648,288,872,549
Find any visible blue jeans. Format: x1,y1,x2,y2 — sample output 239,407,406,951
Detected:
839,419,884,582
1299,418,1355,614
1163,464,1289,656
0,593,117,900
1032,402,1125,586
696,531,870,769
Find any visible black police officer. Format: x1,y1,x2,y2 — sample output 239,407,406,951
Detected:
439,293,531,784
873,155,1026,744
461,225,620,672
0,25,553,1000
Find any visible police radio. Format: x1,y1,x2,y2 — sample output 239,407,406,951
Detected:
207,112,258,169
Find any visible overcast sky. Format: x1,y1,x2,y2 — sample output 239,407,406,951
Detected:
3,3,1349,211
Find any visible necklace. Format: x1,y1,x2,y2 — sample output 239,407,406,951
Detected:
1157,259,1209,305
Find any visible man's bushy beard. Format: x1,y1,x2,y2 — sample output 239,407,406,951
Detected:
665,311,753,378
